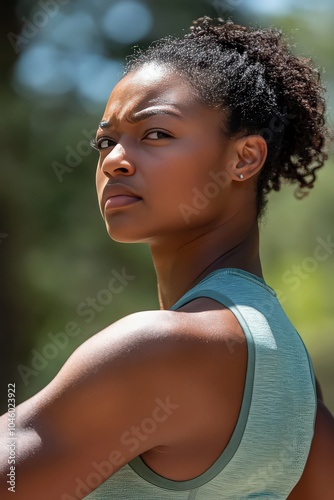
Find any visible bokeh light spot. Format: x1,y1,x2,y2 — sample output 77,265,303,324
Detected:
102,0,153,44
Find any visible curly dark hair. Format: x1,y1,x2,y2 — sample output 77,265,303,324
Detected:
125,16,329,217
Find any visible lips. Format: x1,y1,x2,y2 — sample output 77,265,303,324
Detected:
102,183,142,211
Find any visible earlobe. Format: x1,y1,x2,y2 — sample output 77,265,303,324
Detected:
234,135,267,181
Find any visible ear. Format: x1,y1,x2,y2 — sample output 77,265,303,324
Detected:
232,135,267,181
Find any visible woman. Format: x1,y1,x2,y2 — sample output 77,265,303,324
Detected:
1,16,333,499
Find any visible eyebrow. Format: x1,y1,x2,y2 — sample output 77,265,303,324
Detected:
99,107,184,129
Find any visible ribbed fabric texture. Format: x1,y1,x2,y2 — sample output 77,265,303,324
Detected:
84,268,316,499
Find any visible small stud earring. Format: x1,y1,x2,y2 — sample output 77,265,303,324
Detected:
239,174,244,179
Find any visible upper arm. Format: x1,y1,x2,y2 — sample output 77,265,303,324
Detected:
0,311,193,500
308,401,334,498
289,401,334,499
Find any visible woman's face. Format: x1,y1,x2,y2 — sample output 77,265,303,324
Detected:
95,63,240,244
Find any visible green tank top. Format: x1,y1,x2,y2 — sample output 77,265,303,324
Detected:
83,268,316,499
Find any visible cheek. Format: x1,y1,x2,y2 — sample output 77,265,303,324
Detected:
95,166,105,214
143,145,232,229
154,143,230,204
96,159,106,192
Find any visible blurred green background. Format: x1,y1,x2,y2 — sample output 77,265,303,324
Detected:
1,0,333,414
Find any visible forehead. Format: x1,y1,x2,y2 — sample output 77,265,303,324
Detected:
101,63,201,124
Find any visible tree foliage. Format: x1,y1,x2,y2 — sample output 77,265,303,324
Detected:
1,0,333,413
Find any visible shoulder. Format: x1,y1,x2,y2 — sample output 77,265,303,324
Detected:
69,307,231,375
2,306,245,498
72,302,243,373
19,304,242,436
26,308,210,413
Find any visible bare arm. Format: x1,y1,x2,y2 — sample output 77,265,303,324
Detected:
0,311,195,500
289,376,334,499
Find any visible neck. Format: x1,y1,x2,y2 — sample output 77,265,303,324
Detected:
149,215,262,310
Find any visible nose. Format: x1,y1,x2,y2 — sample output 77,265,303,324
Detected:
100,143,135,178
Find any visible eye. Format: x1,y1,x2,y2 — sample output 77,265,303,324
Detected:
90,137,116,151
144,131,172,140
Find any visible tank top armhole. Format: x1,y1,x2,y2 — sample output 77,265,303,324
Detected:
128,288,255,491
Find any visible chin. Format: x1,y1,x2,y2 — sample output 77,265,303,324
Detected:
105,222,151,244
